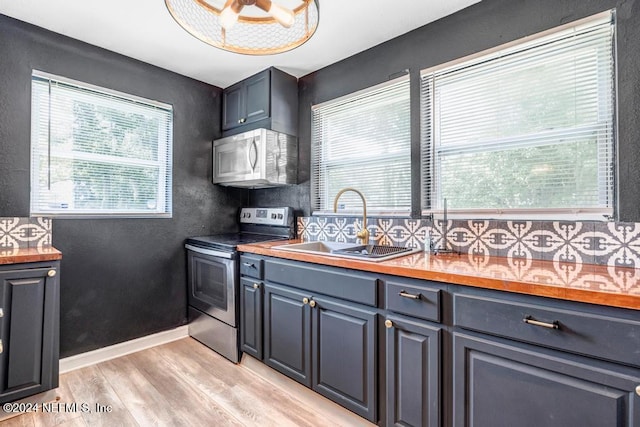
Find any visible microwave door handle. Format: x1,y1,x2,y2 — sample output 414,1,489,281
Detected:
247,137,258,173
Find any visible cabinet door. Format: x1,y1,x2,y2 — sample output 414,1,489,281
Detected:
0,267,59,403
243,70,270,125
386,315,441,427
240,278,262,359
222,82,244,131
263,283,311,387
311,296,377,422
453,332,640,427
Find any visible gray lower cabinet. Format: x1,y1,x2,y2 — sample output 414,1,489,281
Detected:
239,278,262,360
262,282,378,422
385,314,441,427
311,295,377,422
453,331,640,427
0,262,60,404
241,256,380,422
263,283,312,387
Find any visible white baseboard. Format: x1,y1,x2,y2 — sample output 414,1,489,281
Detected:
59,325,189,374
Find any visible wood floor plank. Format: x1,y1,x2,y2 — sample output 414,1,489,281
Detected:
1,413,35,427
126,349,243,427
32,376,85,427
62,365,138,427
97,356,190,427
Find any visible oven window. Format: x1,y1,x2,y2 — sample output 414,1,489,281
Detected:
193,257,228,310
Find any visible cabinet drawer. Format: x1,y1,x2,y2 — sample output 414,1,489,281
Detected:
240,255,263,279
385,281,441,323
265,259,377,306
454,293,640,367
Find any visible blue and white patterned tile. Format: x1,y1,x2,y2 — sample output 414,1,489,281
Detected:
375,218,427,249
29,217,52,248
536,221,591,264
1,217,53,249
0,217,22,249
448,219,493,257
593,222,640,268
430,219,452,251
481,221,511,258
297,217,308,240
503,221,537,261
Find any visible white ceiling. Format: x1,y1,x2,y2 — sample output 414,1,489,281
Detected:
0,0,480,88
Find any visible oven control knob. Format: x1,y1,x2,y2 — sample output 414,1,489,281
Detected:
271,213,277,219
277,213,283,219
246,213,251,218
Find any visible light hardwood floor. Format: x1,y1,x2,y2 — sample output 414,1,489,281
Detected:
3,338,374,427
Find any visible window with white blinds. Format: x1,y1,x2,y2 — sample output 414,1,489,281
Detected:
30,71,173,217
311,76,411,214
421,12,616,217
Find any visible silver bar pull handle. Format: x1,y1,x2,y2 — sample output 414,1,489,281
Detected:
247,138,258,172
524,315,559,329
398,290,421,300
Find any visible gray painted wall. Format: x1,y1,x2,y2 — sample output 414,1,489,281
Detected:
250,0,640,221
0,15,245,357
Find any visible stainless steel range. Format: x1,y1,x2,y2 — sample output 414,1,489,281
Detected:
185,207,295,363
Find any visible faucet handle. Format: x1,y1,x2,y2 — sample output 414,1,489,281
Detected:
356,225,370,244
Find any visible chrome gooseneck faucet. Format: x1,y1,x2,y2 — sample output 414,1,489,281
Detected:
333,187,369,244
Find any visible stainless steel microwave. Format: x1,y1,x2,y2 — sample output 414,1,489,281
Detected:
212,128,298,188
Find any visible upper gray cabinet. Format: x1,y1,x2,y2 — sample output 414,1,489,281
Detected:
222,67,298,137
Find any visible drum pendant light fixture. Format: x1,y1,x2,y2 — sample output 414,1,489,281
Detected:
165,0,319,55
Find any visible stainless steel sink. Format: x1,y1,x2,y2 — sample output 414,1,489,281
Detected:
273,241,420,262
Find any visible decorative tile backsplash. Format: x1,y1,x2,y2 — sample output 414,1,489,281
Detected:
298,216,640,267
0,217,52,250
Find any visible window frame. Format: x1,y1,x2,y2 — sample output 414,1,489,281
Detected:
30,70,174,219
310,75,412,216
419,11,617,221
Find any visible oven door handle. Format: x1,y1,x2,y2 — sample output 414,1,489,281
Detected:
185,244,234,259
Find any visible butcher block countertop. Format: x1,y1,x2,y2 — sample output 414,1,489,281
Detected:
0,247,62,265
238,240,640,310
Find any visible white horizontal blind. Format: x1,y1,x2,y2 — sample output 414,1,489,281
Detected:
311,77,411,214
421,13,615,216
30,72,173,217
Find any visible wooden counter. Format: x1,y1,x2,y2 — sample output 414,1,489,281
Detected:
0,247,62,265
238,240,640,310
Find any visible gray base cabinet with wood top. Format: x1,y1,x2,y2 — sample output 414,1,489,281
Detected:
239,253,640,427
239,277,262,360
452,288,640,427
263,283,312,386
241,255,378,422
311,294,377,421
453,332,640,427
385,315,440,427
0,261,60,404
